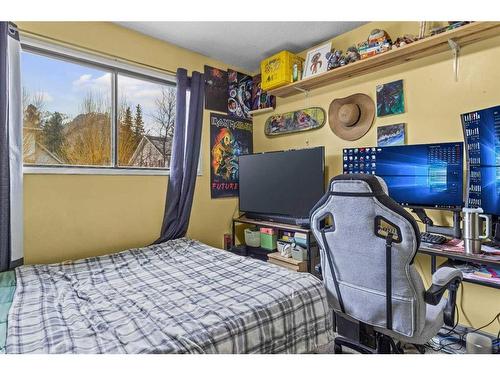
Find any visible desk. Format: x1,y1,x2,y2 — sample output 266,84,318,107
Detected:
418,241,500,289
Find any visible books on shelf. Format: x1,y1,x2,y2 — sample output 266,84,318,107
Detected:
453,263,500,285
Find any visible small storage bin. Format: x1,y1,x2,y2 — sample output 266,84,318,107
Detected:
244,228,261,248
260,227,277,250
277,239,292,253
261,50,304,91
291,244,308,261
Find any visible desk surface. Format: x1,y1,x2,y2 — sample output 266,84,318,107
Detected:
419,240,500,289
419,240,500,267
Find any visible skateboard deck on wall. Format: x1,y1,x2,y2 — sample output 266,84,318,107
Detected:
264,107,326,136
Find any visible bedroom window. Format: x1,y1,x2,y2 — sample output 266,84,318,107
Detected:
22,51,113,167
20,38,177,175
117,74,175,169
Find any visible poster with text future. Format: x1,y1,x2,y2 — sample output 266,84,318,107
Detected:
210,113,253,198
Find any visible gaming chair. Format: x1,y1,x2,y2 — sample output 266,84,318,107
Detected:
310,174,463,354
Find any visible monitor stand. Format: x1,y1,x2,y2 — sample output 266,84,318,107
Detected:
411,208,462,239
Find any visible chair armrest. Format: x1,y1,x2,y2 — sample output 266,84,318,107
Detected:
431,267,463,287
424,267,463,326
424,267,463,305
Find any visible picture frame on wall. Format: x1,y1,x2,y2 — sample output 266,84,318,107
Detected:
376,79,405,117
377,123,406,147
302,42,332,79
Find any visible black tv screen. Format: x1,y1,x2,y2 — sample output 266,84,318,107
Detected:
239,147,325,218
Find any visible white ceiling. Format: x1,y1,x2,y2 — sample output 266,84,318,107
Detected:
116,22,366,72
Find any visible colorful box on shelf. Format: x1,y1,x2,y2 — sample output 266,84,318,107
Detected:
261,50,304,91
294,232,308,246
260,227,278,250
358,42,392,59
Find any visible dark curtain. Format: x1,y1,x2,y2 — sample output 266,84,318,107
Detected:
154,68,204,243
1,22,23,271
0,22,10,271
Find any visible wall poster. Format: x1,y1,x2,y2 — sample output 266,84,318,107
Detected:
210,113,253,198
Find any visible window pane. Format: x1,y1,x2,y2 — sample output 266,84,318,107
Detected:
117,74,175,169
22,50,112,166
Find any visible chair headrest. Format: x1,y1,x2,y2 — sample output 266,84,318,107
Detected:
316,173,420,249
329,173,388,195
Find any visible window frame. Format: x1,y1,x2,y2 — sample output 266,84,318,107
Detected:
20,37,198,176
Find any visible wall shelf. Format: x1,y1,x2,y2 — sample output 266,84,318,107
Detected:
248,107,274,116
268,22,500,98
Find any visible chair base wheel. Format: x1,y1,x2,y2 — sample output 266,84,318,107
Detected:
334,336,374,354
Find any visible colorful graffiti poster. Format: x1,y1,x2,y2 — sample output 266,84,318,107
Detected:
227,69,252,120
210,113,253,198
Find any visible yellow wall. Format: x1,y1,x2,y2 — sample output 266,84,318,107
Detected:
252,22,500,334
18,22,240,264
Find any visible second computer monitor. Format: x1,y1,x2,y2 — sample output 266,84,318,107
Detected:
462,105,500,216
343,142,464,210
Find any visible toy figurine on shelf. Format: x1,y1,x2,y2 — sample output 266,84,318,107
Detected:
357,29,392,60
368,29,391,44
430,21,471,36
393,34,419,48
326,49,347,70
325,46,361,71
345,46,361,63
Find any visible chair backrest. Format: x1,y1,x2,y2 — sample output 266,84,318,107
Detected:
310,174,426,338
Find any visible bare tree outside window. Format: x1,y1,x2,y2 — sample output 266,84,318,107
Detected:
21,49,175,170
119,74,176,169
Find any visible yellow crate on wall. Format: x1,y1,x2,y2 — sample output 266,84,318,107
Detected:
261,51,304,91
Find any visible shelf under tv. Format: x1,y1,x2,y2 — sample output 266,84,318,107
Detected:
230,215,319,275
233,214,311,233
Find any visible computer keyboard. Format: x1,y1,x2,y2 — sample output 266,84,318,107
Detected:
420,232,448,244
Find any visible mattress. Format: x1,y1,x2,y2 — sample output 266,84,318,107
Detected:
5,238,332,353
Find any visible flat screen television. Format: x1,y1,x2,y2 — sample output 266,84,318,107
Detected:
238,147,325,225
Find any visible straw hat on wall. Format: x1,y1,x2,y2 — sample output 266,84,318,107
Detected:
329,93,375,141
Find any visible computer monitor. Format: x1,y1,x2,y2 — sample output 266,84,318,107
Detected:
462,105,500,216
342,142,464,210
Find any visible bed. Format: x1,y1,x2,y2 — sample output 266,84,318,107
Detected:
1,238,332,354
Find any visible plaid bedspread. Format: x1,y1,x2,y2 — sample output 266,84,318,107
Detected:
6,238,332,354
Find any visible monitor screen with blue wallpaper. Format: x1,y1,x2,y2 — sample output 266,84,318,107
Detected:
342,142,463,209
462,105,500,215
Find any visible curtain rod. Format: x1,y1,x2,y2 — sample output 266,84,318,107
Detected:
17,27,177,76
